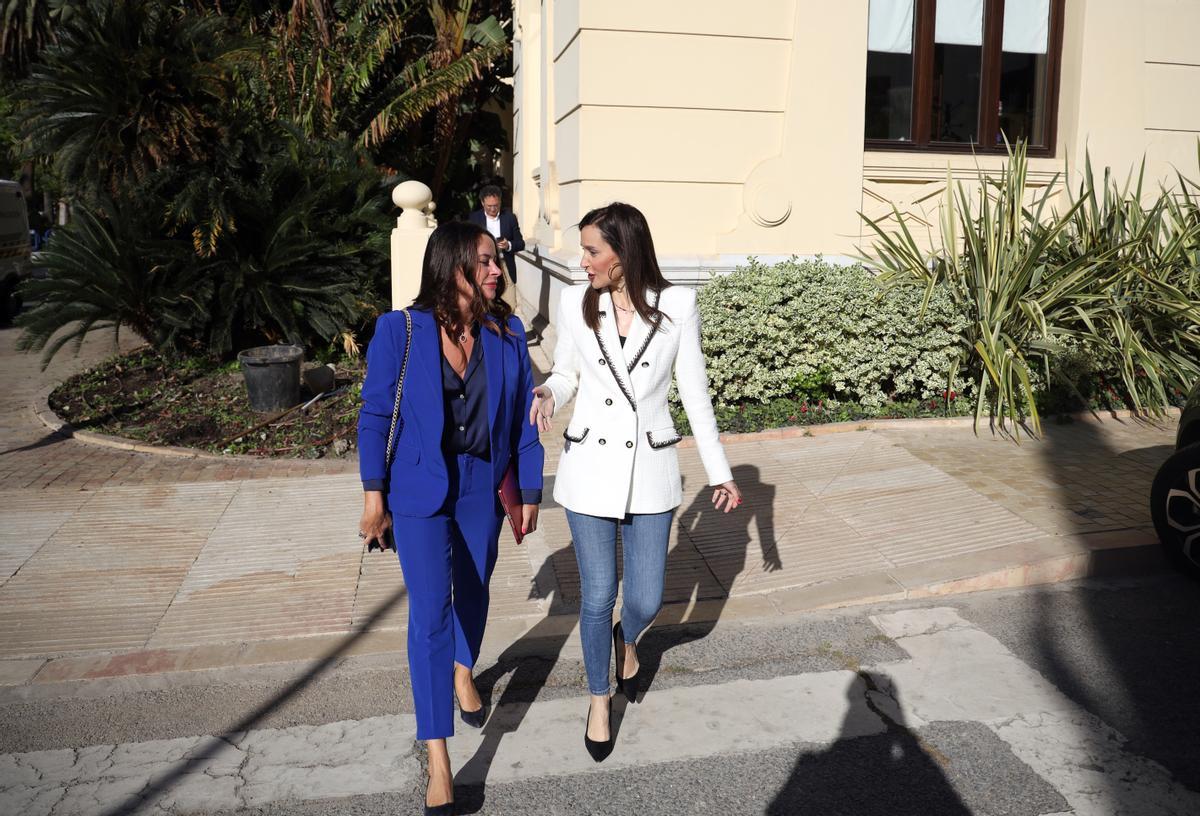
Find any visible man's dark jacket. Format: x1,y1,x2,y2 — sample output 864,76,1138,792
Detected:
468,209,525,281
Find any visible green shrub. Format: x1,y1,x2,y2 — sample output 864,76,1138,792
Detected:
18,125,390,366
694,258,971,409
862,141,1200,436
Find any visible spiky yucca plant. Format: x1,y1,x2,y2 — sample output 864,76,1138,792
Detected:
861,141,1200,439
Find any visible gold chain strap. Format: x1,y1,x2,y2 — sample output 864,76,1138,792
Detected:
383,309,413,470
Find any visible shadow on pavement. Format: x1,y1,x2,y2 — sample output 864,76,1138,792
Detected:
1032,415,1200,799
767,671,970,815
96,580,410,816
0,429,69,457
637,463,779,694
456,549,627,813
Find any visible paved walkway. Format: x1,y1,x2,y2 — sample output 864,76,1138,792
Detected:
0,312,1180,685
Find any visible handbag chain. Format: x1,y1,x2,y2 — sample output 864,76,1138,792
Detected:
384,309,413,470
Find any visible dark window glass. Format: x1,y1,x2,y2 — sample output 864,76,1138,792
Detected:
931,43,982,142
998,51,1049,145
866,51,914,140
865,0,1061,154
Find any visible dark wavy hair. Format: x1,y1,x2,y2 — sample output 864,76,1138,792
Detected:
412,220,512,337
579,202,670,332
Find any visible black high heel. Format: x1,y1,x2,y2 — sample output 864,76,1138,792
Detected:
454,692,487,729
613,621,641,704
583,696,614,762
424,776,455,815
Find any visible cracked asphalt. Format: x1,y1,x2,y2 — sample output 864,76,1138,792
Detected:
1,573,1197,815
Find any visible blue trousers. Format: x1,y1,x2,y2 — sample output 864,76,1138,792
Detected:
565,509,675,695
392,453,502,740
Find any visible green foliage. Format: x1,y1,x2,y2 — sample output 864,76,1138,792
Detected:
861,141,1200,438
16,199,203,365
694,258,971,410
18,125,390,365
672,396,973,436
1,0,78,78
181,124,391,354
18,0,253,196
11,1,402,365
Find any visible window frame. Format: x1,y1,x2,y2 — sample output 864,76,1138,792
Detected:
864,0,1066,156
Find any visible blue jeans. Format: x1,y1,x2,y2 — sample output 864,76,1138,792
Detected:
565,509,675,695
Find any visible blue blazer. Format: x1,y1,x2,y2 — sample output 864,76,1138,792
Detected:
358,307,545,517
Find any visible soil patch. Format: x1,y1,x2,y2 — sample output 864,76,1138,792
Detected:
49,347,363,459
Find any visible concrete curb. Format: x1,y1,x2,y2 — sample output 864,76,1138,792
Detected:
680,406,1181,448
0,527,1167,689
34,380,1183,460
33,386,296,462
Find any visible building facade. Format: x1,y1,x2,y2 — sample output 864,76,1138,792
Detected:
509,0,1200,322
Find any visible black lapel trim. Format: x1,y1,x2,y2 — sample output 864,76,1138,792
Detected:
594,329,637,411
626,292,665,374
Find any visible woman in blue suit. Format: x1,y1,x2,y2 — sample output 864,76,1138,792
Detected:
358,221,544,815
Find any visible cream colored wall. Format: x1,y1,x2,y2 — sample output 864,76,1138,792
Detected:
511,0,1200,317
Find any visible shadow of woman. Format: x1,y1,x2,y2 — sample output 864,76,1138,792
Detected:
768,671,971,815
454,546,629,812
636,462,780,694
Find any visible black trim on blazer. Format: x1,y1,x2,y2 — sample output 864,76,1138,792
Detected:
646,430,682,449
563,427,590,443
626,291,665,374
594,329,637,412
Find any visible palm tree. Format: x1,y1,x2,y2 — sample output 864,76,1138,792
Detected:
18,0,253,196
0,0,76,78
256,0,509,160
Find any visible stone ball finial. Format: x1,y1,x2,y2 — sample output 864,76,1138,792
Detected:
393,180,434,230
393,180,433,212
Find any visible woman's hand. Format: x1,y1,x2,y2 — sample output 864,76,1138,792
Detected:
711,480,742,514
520,504,539,538
360,491,393,550
529,385,555,432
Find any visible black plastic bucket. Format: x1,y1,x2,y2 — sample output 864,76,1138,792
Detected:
237,345,304,412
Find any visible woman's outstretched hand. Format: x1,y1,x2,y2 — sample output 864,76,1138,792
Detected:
711,480,742,514
529,385,555,432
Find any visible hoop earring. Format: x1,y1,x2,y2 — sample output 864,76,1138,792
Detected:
610,262,625,293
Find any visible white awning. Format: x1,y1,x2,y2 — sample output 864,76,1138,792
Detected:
1003,0,1050,54
868,0,915,54
935,0,984,47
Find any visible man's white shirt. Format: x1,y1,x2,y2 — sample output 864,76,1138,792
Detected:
485,214,502,241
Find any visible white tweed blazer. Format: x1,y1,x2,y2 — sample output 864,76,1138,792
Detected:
543,284,732,518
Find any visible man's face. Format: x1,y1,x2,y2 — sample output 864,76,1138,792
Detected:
482,196,501,218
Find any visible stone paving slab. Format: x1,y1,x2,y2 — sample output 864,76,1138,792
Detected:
0,314,1183,682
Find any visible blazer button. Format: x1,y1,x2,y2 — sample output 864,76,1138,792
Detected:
599,438,607,445
625,441,633,448
599,358,607,366
641,361,650,368
605,398,613,406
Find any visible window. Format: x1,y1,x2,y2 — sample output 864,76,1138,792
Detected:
865,0,1064,154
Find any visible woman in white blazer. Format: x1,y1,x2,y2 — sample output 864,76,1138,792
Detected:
530,202,741,762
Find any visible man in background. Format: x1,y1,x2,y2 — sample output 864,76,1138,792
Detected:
469,186,525,301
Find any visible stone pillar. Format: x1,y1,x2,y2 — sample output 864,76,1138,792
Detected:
390,181,434,310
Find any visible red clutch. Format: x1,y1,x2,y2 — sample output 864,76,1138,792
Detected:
497,461,525,544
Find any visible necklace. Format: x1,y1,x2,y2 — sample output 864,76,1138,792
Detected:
444,323,472,344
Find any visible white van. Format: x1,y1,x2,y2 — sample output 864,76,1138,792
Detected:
0,180,32,325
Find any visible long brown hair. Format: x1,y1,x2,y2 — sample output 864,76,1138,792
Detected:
579,202,670,332
412,220,513,337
